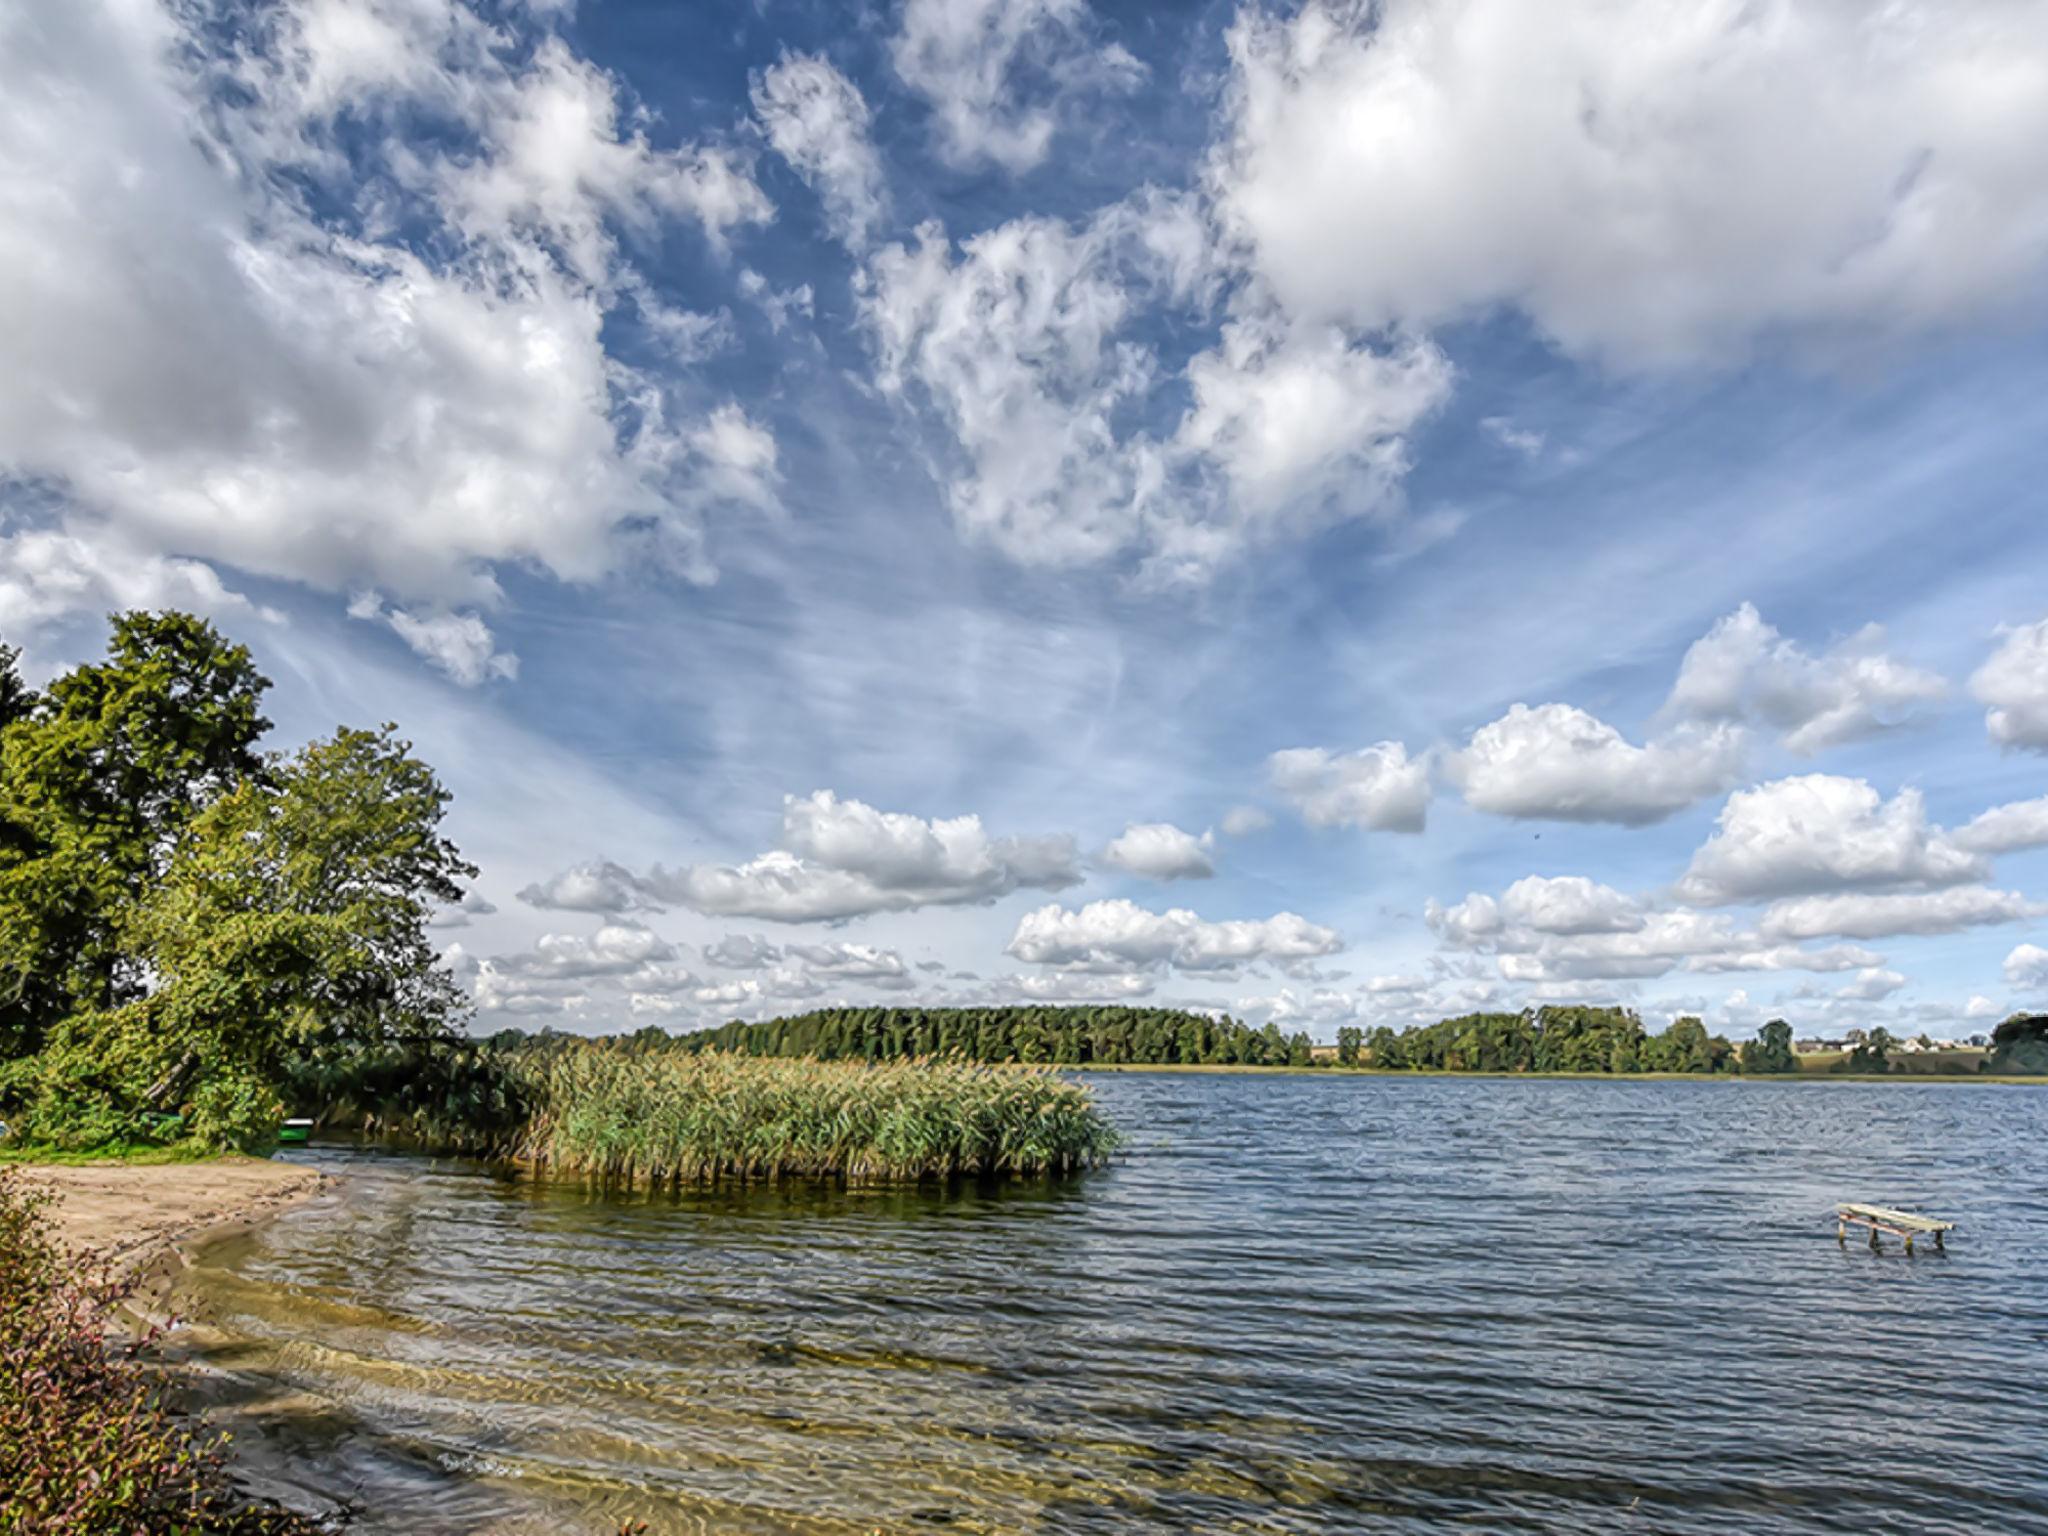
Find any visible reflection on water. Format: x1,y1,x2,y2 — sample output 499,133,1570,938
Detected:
173,1075,2048,1534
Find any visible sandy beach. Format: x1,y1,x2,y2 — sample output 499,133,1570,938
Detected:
19,1156,332,1273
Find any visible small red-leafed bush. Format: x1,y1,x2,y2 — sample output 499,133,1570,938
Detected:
0,1170,331,1535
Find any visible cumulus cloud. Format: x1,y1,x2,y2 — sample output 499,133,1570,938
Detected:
1971,618,2048,751
2006,943,2048,990
0,525,279,636
0,0,778,632
1952,795,2048,855
474,921,699,1018
1677,774,1986,906
517,860,655,914
523,791,1081,924
1174,313,1452,532
1759,886,2038,941
1219,805,1272,837
1429,877,1884,982
1665,603,1946,754
347,593,517,686
787,941,913,984
1102,822,1215,881
856,194,1445,583
751,52,888,248
1269,742,1430,832
1446,704,1744,826
890,0,1143,173
1206,0,2048,369
1006,898,1341,974
701,933,784,970
1837,967,1908,1003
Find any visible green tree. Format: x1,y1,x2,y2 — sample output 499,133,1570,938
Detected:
0,614,269,1058
21,725,473,1149
1844,1027,1894,1074
1741,1018,1797,1074
1986,1013,2048,1074
1336,1025,1362,1067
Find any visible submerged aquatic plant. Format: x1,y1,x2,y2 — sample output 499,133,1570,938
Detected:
508,1048,1119,1185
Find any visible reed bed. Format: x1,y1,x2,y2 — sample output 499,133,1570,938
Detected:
507,1048,1119,1185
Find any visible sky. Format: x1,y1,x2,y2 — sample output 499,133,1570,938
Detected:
4,0,2048,1043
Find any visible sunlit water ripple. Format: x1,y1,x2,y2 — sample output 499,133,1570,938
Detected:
173,1074,2048,1534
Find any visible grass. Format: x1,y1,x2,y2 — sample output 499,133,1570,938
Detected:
506,1048,1120,1186
0,1139,223,1166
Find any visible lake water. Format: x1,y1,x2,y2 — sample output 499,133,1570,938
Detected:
175,1074,2048,1534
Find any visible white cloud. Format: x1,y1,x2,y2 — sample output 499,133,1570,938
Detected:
1971,618,2048,751
1173,312,1452,537
1965,994,2000,1020
1006,897,1341,974
1952,795,2048,855
1219,805,1272,837
751,53,887,249
1430,877,1883,983
702,933,784,970
1665,603,1946,754
348,592,517,685
1480,417,1545,458
525,791,1082,924
856,196,1445,583
0,0,778,628
890,0,1143,173
516,859,655,914
1207,0,2048,369
0,525,278,636
1269,742,1430,832
1677,774,1986,906
1102,822,1215,881
493,922,677,980
1760,886,2038,941
2005,943,2048,990
1446,704,1744,826
787,941,912,982
1837,967,1908,1003
1498,876,1641,936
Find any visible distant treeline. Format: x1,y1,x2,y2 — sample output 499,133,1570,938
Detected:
616,1006,2048,1076
673,1006,1311,1066
634,1005,1801,1075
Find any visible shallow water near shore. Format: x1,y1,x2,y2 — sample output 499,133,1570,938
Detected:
174,1074,2048,1534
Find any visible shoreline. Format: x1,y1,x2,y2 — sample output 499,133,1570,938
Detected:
1071,1062,2048,1083
18,1154,334,1315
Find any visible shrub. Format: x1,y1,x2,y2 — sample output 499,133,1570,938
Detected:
0,1170,332,1535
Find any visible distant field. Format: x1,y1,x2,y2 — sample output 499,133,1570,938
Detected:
1795,1049,1988,1076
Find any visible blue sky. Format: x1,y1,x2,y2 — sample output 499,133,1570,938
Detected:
5,0,2048,1039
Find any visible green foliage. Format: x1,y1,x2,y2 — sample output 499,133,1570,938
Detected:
508,1046,1118,1184
1359,1005,1740,1075
0,613,270,1055
1336,1025,1362,1066
1986,1013,2048,1074
0,1170,331,1534
0,613,475,1153
1843,1027,1895,1074
1741,1019,1798,1074
677,1004,1285,1065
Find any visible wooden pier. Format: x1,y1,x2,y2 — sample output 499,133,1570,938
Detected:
1837,1202,1953,1254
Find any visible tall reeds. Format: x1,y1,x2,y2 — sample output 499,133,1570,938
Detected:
506,1048,1118,1185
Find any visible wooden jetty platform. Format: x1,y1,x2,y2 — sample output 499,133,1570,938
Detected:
1837,1202,1954,1254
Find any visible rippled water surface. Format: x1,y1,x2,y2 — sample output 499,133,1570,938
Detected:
178,1075,2048,1534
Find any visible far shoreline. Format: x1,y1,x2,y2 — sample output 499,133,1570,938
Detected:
1069,1062,2048,1084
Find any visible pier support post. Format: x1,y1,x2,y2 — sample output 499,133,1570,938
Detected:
1837,1221,1846,1245
1869,1226,1881,1252
1905,1234,1914,1257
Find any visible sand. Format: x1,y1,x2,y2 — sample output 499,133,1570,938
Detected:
18,1156,332,1272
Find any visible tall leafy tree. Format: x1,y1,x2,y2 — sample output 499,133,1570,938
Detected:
0,614,269,1057
26,725,474,1148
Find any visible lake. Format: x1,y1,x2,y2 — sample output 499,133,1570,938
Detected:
174,1074,2048,1534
